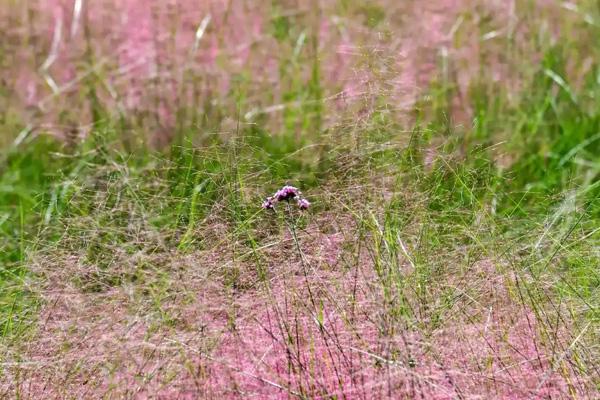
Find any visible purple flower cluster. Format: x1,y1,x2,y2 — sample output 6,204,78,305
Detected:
262,185,310,210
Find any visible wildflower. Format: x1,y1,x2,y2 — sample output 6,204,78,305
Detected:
262,185,310,211
274,185,300,201
262,197,275,210
297,198,310,210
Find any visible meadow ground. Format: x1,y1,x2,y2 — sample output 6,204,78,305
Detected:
0,0,599,398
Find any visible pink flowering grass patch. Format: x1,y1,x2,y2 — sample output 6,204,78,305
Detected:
2,153,597,399
430,296,583,398
1,1,599,399
4,215,594,399
0,0,553,142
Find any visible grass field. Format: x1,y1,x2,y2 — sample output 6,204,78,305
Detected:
0,0,599,398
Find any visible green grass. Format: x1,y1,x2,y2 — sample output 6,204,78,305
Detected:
0,135,69,339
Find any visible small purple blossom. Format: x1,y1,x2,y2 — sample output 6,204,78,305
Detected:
262,185,310,211
274,185,300,201
262,197,275,210
297,198,310,210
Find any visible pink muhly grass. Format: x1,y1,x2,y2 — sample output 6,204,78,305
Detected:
5,232,596,399
2,0,486,140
